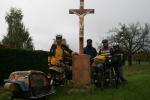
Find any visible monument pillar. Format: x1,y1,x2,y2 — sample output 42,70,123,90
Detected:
69,0,95,89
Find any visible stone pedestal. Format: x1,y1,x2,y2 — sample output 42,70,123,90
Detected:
72,54,91,88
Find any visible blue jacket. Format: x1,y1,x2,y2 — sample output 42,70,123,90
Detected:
84,46,97,60
4,80,29,91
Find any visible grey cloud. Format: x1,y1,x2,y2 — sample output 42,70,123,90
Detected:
0,0,150,51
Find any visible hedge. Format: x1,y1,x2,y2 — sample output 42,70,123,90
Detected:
0,48,49,79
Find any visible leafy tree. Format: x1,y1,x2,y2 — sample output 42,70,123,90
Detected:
133,50,150,64
2,7,34,50
109,23,150,66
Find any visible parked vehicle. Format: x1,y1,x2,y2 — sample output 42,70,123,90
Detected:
4,70,55,100
94,56,119,89
49,57,72,86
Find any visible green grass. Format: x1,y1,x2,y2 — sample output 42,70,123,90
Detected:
0,87,9,100
1,64,150,100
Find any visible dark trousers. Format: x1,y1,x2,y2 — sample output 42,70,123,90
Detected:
114,64,127,82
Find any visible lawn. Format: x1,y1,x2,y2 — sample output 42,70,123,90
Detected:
0,64,150,100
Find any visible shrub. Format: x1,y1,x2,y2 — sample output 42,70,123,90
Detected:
0,48,49,79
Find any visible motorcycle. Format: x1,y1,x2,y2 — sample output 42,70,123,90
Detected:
93,56,118,89
48,57,72,86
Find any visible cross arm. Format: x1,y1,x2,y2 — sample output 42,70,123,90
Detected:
69,9,94,16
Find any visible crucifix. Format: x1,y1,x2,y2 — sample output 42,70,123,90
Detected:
69,0,94,54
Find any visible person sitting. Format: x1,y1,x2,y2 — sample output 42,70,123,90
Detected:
93,39,113,71
84,39,97,64
48,35,78,73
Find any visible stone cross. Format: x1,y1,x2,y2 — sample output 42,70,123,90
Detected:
69,0,94,54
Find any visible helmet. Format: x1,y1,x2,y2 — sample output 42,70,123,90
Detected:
56,35,62,39
102,39,108,43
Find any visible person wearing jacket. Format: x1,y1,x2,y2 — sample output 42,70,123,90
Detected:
94,39,113,70
112,45,127,84
48,35,77,66
84,39,97,64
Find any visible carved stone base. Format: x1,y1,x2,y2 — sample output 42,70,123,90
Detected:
72,54,91,89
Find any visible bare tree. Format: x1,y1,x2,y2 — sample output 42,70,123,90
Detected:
109,22,150,66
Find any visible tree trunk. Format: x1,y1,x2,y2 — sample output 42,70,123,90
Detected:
128,54,132,66
138,59,141,64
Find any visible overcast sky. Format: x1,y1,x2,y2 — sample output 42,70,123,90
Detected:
0,0,150,51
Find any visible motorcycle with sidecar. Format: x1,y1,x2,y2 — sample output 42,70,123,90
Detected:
4,70,55,100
